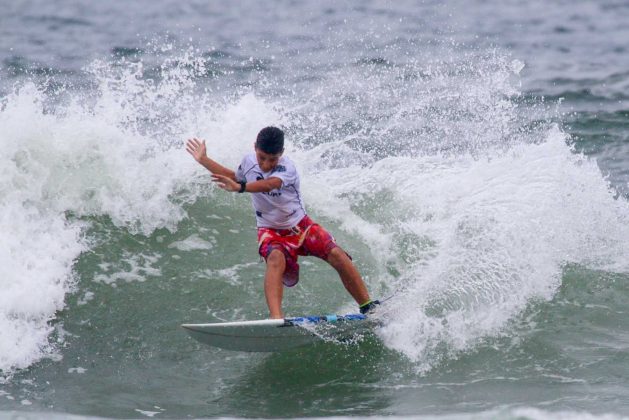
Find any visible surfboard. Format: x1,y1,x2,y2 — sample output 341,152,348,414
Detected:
181,314,372,352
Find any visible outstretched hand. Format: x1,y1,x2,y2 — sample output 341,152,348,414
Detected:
212,174,240,192
185,137,207,163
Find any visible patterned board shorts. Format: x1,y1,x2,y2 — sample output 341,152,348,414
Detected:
257,215,340,287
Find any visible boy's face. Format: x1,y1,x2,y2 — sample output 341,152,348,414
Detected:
255,146,283,173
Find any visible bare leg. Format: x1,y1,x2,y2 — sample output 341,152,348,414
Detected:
326,247,371,305
264,249,286,319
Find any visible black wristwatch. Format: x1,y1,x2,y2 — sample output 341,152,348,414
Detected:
238,181,247,193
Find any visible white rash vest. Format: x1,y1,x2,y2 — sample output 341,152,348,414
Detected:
235,153,306,229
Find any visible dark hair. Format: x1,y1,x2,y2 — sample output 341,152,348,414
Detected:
255,126,284,154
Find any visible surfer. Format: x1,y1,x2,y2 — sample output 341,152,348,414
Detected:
186,127,379,319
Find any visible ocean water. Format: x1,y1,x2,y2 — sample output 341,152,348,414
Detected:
1,1,629,419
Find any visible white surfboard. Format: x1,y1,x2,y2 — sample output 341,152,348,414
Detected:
181,314,372,352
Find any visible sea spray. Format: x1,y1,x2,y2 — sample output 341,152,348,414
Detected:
291,52,629,370
1,85,87,379
2,41,628,381
0,52,281,379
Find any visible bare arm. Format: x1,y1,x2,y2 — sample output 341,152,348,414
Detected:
212,174,282,193
186,137,236,181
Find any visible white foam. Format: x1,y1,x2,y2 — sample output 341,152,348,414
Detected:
201,262,259,287
0,143,85,377
168,234,215,251
303,125,629,369
77,291,95,306
134,409,160,417
293,53,629,370
0,51,283,378
93,253,161,285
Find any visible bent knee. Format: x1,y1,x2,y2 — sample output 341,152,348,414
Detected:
266,249,286,269
327,246,350,266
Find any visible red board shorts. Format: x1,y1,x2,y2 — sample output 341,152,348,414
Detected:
257,215,343,287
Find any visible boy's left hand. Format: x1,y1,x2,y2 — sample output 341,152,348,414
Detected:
212,174,239,192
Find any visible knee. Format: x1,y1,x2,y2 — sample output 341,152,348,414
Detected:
266,249,286,270
327,247,349,267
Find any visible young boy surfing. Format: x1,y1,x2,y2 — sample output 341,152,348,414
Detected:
186,126,378,319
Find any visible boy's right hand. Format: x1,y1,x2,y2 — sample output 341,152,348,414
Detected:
185,137,207,163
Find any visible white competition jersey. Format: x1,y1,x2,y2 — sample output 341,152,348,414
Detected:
235,153,306,229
